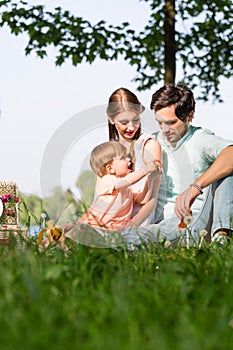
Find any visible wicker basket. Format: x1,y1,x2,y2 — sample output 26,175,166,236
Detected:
0,182,27,247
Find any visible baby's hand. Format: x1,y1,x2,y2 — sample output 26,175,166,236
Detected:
144,159,162,174
123,219,137,229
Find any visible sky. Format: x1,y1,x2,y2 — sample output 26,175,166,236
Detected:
0,0,232,199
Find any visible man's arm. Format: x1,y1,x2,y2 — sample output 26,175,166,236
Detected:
175,145,233,220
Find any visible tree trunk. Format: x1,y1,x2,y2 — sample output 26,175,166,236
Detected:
164,0,176,84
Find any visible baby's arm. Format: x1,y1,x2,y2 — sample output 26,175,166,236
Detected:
115,159,160,190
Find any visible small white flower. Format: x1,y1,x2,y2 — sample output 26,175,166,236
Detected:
130,243,136,251
199,229,208,238
178,227,184,234
40,212,47,227
164,240,172,248
183,214,192,226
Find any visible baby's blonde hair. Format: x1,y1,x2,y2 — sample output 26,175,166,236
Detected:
90,141,127,177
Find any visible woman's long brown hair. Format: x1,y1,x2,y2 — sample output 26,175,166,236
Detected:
107,87,145,141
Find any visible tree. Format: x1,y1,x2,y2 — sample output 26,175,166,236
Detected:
0,0,232,101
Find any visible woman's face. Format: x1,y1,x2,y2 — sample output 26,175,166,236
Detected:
111,111,141,140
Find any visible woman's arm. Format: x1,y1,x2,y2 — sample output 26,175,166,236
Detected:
130,187,160,227
129,172,161,226
130,139,162,225
143,138,162,164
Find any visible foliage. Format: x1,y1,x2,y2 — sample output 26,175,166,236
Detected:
18,186,83,227
76,170,96,208
0,0,232,101
18,170,96,229
19,191,44,227
1,236,233,349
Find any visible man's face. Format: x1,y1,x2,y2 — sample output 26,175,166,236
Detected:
155,105,192,147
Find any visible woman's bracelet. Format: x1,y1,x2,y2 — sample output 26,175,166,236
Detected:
190,183,203,194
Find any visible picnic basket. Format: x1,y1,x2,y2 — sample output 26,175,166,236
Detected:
0,182,27,247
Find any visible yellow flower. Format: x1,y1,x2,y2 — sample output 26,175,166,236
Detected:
38,220,64,246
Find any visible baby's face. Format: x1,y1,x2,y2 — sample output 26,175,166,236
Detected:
111,155,131,177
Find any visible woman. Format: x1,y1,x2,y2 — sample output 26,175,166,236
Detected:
106,87,162,226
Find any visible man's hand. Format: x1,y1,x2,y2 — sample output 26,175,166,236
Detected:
174,185,200,220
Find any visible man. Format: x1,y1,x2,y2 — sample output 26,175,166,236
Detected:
123,83,233,246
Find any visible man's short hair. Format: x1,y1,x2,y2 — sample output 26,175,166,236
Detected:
150,83,195,121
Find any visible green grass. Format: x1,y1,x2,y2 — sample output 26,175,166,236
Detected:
0,236,233,350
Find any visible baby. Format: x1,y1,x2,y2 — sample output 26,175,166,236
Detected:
64,141,162,246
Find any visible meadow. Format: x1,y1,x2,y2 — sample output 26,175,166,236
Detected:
0,234,233,350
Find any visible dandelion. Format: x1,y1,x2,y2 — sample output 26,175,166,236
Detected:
164,240,172,249
198,229,208,249
130,243,136,251
200,229,208,238
183,214,193,226
178,210,192,229
40,212,47,227
178,210,193,245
